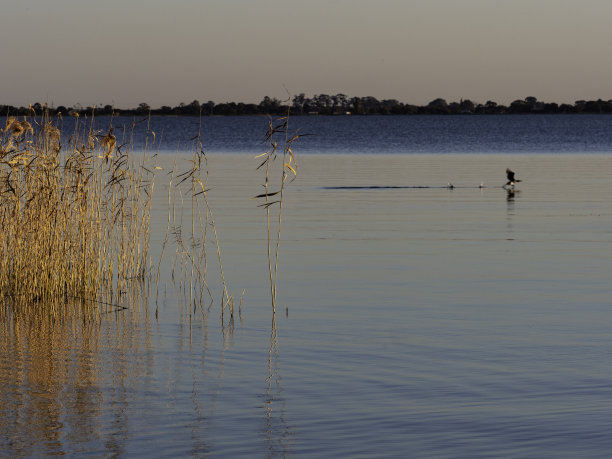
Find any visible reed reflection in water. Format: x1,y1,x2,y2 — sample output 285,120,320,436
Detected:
0,285,292,456
0,287,152,456
264,315,293,457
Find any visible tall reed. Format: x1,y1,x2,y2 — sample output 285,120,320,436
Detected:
154,116,236,326
0,110,154,311
253,110,301,313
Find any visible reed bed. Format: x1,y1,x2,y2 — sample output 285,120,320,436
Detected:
0,112,154,312
0,108,294,325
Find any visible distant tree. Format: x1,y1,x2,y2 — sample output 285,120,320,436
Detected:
543,102,559,113
30,102,43,115
259,96,282,114
243,103,260,115
380,99,401,115
312,94,332,114
185,100,201,115
173,102,187,115
448,102,461,114
583,100,602,113
483,100,503,114
573,100,586,113
361,96,381,114
334,93,349,112
508,99,529,114
331,94,351,114
201,101,215,115
600,100,612,113
524,96,545,112
426,98,449,114
214,102,238,115
460,99,475,113
302,97,314,114
235,102,249,115
350,97,365,115
402,104,419,114
136,102,150,115
292,93,307,114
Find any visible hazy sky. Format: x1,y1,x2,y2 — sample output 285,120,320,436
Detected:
2,0,612,108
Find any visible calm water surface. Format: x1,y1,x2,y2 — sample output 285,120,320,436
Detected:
2,116,612,457
3,113,612,154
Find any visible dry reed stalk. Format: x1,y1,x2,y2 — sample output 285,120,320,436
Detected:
172,150,232,321
155,157,176,318
253,110,301,314
151,114,234,326
0,108,236,326
0,110,155,313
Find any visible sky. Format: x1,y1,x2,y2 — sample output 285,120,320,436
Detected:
2,0,612,109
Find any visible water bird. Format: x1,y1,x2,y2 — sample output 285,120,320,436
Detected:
505,168,521,188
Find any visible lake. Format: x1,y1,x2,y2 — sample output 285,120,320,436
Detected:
5,113,612,154
2,115,612,457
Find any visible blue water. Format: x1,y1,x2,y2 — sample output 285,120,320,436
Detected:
4,113,612,154
2,116,612,457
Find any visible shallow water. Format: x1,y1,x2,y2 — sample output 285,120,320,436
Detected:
2,149,612,457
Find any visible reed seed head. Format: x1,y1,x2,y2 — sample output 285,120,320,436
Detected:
4,118,33,138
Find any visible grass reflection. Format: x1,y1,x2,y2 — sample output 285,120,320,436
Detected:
0,289,151,457
264,314,294,456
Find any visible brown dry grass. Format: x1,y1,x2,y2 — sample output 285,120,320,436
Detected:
0,111,154,312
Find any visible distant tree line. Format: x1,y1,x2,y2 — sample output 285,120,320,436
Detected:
3,95,612,117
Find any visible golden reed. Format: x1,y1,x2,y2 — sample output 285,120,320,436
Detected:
0,111,153,312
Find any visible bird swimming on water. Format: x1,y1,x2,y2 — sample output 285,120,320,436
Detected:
505,168,521,188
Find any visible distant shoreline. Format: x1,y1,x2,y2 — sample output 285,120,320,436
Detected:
3,95,612,117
